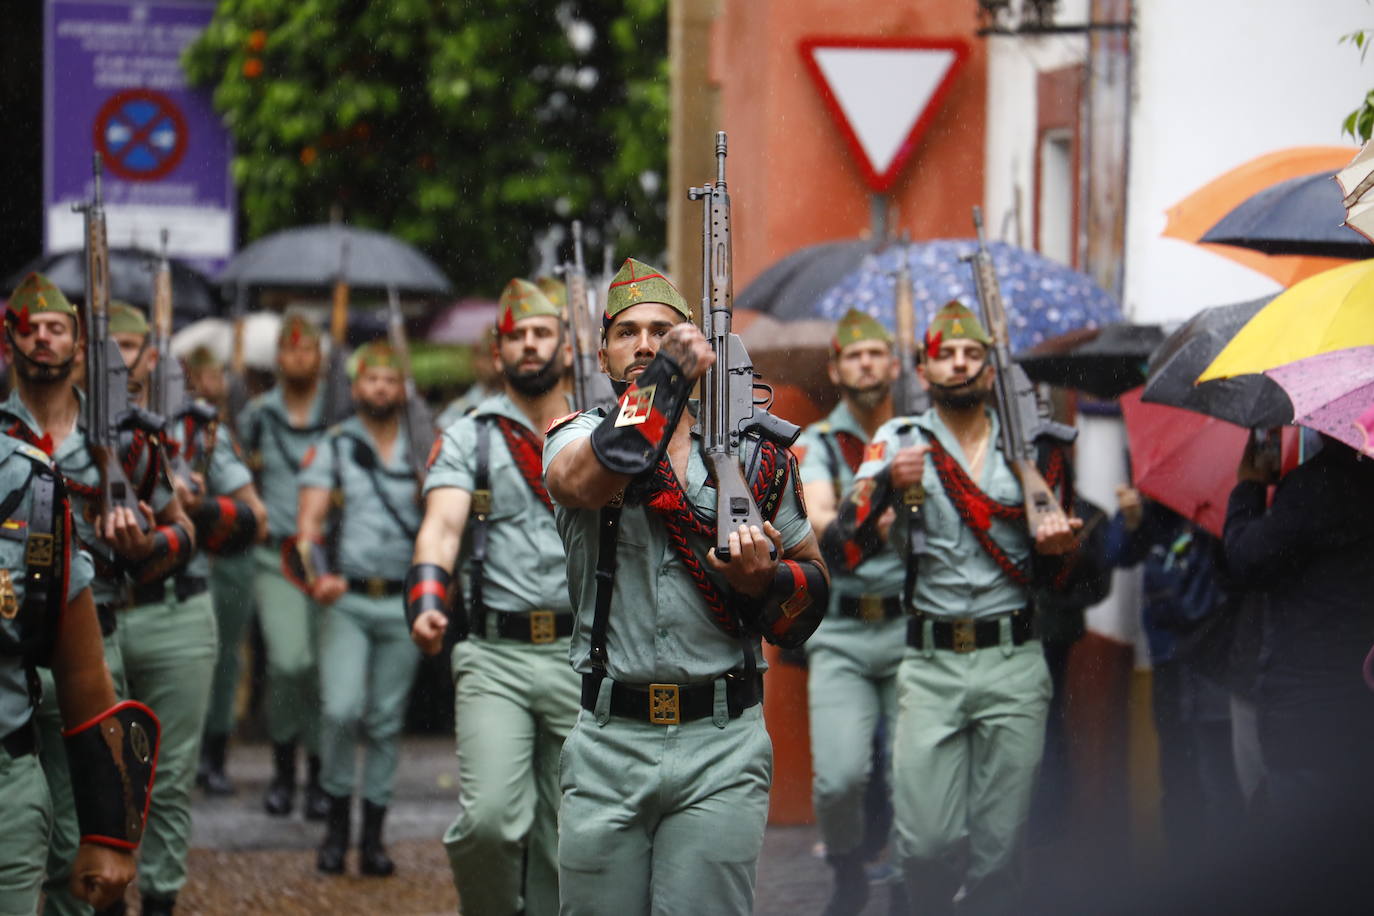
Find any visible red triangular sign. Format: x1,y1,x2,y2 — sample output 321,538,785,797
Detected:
800,37,970,193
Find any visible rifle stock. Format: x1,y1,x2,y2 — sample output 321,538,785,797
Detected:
385,285,435,482
964,207,1076,538
689,131,798,560
149,230,204,492
322,237,354,425
890,243,930,417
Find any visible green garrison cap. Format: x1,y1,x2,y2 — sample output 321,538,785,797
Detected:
347,340,400,380
833,307,893,353
278,310,322,347
496,278,560,335
603,258,689,326
535,275,568,312
6,273,79,331
108,301,150,337
185,345,221,371
923,300,992,358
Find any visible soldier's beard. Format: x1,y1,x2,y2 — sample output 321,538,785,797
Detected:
11,338,75,385
927,363,991,412
358,399,401,421
504,353,562,397
840,381,890,412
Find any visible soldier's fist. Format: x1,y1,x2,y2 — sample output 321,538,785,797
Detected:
411,609,448,656
890,445,929,489
658,323,716,382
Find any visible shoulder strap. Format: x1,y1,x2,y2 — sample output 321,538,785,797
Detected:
897,424,927,610
467,417,493,638
818,430,842,500
338,433,420,540
589,497,624,673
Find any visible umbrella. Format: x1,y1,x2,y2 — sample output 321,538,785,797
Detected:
1199,259,1374,381
1141,296,1293,428
1120,388,1299,539
736,239,878,321
1336,140,1374,245
1014,322,1164,400
426,298,498,345
1163,146,1358,286
219,224,451,295
816,239,1122,352
2,247,222,323
171,313,282,372
1199,170,1374,259
1265,346,1374,457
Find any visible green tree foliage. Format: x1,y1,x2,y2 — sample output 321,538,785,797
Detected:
183,0,668,294
1343,28,1374,141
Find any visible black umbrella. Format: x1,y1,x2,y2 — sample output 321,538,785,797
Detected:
2,247,222,324
219,223,451,294
1014,322,1165,400
736,239,878,320
1200,170,1374,259
1141,295,1293,428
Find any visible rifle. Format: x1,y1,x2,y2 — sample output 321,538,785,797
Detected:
890,243,930,418
76,155,153,531
149,231,216,488
964,207,1077,537
224,284,251,433
384,285,435,482
688,131,799,560
322,237,354,425
561,221,616,413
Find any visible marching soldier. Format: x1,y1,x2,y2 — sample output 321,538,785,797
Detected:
407,279,580,915
183,345,266,796
290,341,422,877
794,309,907,916
0,275,181,916
836,302,1079,915
0,424,160,915
542,259,827,915
239,313,332,819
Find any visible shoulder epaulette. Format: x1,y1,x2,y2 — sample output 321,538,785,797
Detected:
812,421,832,434
546,410,585,436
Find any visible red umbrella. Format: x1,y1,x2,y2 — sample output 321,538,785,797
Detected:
1119,387,1299,537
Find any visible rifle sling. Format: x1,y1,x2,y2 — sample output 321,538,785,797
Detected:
898,424,926,610
468,418,492,638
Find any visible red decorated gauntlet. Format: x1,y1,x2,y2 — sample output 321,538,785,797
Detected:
63,700,161,850
130,522,195,584
590,353,693,476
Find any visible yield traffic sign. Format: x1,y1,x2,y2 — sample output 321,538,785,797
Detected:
799,37,969,194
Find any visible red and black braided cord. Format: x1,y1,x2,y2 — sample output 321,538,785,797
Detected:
493,416,553,512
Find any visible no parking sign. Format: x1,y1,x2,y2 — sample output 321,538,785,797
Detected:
44,0,235,269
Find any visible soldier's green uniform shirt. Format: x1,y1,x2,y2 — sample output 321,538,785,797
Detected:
855,407,1031,618
425,393,571,614
0,389,172,609
0,435,96,735
544,408,812,683
298,416,419,577
239,387,326,539
795,401,904,608
181,421,254,581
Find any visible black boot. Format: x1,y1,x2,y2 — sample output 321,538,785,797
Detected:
316,794,351,874
303,754,330,821
197,732,235,796
140,894,176,916
822,850,870,916
263,741,296,816
888,881,911,916
358,800,396,877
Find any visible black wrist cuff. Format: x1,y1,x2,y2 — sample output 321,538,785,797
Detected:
590,353,692,475
63,700,161,850
193,496,258,555
752,558,827,649
132,523,195,585
404,563,450,629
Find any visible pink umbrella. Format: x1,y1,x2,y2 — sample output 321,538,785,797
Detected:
425,298,498,344
1265,346,1374,456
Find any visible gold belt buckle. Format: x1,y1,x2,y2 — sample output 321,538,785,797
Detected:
859,595,885,623
529,610,556,645
648,684,680,725
367,577,387,599
951,618,977,654
25,533,54,567
472,489,492,516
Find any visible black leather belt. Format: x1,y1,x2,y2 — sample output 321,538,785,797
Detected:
837,595,904,622
487,610,574,644
906,609,1035,653
1,722,36,759
130,576,209,606
580,672,762,725
347,577,405,598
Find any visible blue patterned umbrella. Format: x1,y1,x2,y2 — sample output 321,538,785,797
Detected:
816,239,1121,352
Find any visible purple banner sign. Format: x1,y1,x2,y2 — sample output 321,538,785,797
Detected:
45,0,234,270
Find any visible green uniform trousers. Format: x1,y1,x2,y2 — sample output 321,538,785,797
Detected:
443,635,580,916
118,590,218,898
806,617,903,856
557,694,773,916
205,550,259,737
252,545,322,751
38,632,125,916
0,744,49,916
317,591,419,805
892,640,1050,916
